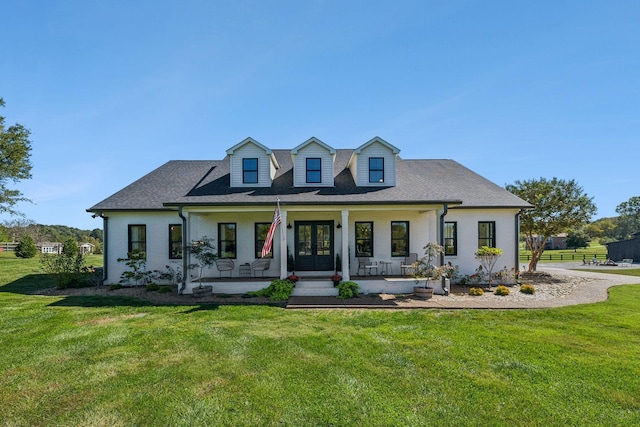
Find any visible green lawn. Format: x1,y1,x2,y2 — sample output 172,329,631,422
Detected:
1,254,640,426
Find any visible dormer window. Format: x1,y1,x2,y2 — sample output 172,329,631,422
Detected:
242,158,258,184
369,157,384,183
306,158,322,183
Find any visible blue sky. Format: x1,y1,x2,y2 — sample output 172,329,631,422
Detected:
1,1,638,231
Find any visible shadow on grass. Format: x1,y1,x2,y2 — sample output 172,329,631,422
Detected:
1,274,286,309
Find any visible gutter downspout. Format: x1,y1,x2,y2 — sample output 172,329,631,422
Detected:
94,212,108,283
178,206,188,295
439,204,449,295
515,209,522,275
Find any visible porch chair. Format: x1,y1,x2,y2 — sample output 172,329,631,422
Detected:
251,258,271,277
215,258,234,278
400,253,418,276
357,257,378,276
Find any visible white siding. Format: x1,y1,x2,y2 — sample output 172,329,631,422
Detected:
292,142,335,187
443,208,520,277
104,211,184,285
354,141,397,187
228,143,273,188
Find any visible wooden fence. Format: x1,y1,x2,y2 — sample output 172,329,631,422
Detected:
519,253,607,262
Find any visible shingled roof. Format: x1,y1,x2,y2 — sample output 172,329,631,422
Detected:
88,149,530,211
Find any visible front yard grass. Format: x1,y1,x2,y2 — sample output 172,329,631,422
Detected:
1,254,639,425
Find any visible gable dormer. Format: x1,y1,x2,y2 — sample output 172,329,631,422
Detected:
348,137,400,187
291,137,336,187
226,137,279,188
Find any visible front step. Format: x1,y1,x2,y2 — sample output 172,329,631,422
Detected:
292,280,339,297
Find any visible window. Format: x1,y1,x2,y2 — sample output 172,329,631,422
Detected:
255,223,272,258
169,224,182,259
369,157,384,183
218,223,237,258
128,225,146,257
242,158,258,184
444,222,457,255
391,221,409,257
478,221,495,248
355,222,374,257
306,158,322,183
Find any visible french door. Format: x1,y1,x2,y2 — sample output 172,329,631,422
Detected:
295,221,334,271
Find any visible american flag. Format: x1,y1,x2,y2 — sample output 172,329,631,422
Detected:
261,201,281,258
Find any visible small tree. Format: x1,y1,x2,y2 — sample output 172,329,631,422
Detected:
474,246,503,287
566,229,590,250
414,242,445,287
15,234,37,258
117,251,150,286
185,236,217,283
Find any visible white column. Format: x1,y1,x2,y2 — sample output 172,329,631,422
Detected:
280,209,287,279
341,209,350,281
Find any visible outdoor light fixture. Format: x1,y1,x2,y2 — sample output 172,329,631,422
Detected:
287,223,292,229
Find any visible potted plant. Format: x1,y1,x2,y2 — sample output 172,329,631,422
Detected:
185,237,217,297
330,273,342,286
413,242,446,299
286,273,299,283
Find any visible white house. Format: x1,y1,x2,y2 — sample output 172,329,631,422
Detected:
88,137,531,295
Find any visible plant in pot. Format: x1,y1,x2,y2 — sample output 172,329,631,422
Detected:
185,236,217,297
330,273,342,286
413,242,446,299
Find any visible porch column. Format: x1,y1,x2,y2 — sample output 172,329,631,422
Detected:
280,209,287,279
341,210,350,281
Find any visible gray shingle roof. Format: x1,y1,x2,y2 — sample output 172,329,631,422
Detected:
88,150,530,211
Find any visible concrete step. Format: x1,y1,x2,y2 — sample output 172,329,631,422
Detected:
292,280,339,297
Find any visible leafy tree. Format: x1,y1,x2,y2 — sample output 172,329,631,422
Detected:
506,177,596,272
0,97,33,215
474,246,503,286
566,229,590,250
615,196,640,239
15,234,37,258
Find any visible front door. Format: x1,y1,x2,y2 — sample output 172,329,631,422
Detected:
295,221,334,271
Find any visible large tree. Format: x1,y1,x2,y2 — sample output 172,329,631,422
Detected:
506,178,597,272
615,196,640,239
0,97,33,215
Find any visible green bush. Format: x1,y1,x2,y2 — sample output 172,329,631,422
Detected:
469,287,484,296
494,285,510,296
40,239,91,289
109,284,124,291
337,281,360,299
15,235,38,258
248,279,295,301
146,283,160,292
520,284,535,294
158,286,172,293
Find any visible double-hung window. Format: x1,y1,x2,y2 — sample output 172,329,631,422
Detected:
369,157,384,183
355,222,374,257
444,222,457,255
243,158,258,184
218,223,237,258
391,221,409,257
128,224,146,257
306,158,322,183
478,221,495,248
255,223,272,258
169,224,182,259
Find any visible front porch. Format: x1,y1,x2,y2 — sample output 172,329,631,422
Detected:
184,273,423,296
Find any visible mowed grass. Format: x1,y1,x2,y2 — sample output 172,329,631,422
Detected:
1,254,640,426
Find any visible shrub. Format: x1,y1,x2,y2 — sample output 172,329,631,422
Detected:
494,285,510,296
15,235,38,258
109,284,124,290
337,281,360,299
248,279,295,301
146,283,160,292
520,284,535,294
469,287,484,296
158,286,172,293
40,239,91,289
